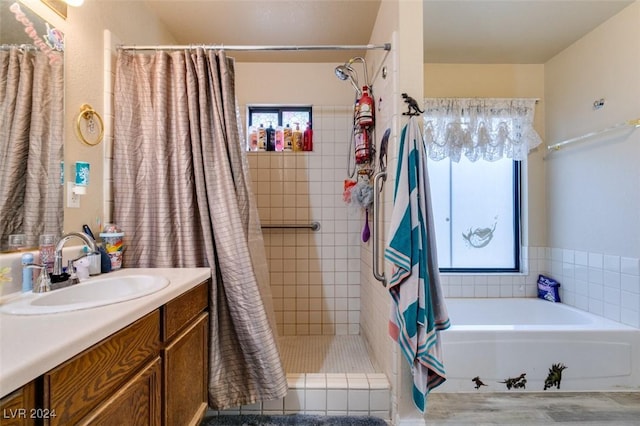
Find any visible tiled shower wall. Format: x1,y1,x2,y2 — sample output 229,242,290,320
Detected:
244,105,365,336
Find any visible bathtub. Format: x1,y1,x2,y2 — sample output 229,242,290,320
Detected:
435,298,640,392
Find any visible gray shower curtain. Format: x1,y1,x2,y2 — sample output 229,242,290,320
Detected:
0,47,64,250
113,48,286,409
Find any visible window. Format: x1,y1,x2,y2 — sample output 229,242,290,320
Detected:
422,97,539,273
428,157,521,272
248,106,312,131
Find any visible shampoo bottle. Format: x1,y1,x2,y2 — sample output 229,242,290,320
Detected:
266,122,275,151
283,124,293,151
257,124,266,151
275,125,284,151
248,125,258,151
292,123,303,152
303,122,313,151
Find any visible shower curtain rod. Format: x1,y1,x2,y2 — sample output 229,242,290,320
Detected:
118,43,391,52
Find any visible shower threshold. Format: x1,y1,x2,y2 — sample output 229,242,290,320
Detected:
210,335,391,419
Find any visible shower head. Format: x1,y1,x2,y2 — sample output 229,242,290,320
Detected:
335,56,370,96
334,64,353,81
334,64,361,95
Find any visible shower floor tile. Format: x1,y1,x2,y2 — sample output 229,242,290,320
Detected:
279,335,378,374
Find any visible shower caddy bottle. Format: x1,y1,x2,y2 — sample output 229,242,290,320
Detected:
275,125,284,151
266,122,276,151
257,124,266,151
248,125,258,151
303,122,313,151
356,86,374,128
283,124,293,151
292,123,303,152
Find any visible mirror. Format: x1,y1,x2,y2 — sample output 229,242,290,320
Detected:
0,1,64,252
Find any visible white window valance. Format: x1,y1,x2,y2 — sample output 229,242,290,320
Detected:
423,98,542,162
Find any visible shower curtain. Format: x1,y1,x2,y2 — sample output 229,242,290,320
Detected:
113,48,287,409
0,47,64,250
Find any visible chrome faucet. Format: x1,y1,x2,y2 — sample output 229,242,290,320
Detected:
52,232,100,276
23,264,51,293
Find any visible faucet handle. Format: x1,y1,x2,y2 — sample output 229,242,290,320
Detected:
67,260,80,285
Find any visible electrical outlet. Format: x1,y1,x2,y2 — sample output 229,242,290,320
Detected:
67,182,80,208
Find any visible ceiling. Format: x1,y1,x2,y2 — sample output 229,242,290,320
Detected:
144,0,635,64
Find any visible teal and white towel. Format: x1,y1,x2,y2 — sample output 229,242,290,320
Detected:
385,117,450,413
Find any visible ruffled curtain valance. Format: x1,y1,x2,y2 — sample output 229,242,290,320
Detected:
423,98,542,162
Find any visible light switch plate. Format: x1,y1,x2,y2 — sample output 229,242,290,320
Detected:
67,182,80,208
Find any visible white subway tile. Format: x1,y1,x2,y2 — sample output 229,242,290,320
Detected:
348,389,370,411
603,255,621,272
562,249,574,264
462,285,475,297
261,396,284,413
621,291,640,311
588,299,604,316
574,266,589,282
240,402,262,414
621,308,640,328
604,288,621,305
621,274,640,294
603,271,621,289
574,251,589,266
370,390,391,412
621,257,640,276
603,303,621,322
588,268,603,284
327,389,348,411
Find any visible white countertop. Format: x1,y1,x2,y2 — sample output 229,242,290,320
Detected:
0,267,211,398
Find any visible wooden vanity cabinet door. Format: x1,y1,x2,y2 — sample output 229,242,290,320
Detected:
76,357,162,426
162,312,208,426
0,381,36,426
42,310,160,426
161,281,209,426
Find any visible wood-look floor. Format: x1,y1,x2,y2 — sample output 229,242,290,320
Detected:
425,392,640,425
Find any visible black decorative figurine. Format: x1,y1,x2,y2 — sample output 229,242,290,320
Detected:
401,93,424,116
472,376,488,390
499,373,527,390
544,363,567,390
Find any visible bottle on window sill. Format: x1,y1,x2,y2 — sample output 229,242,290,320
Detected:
283,124,293,151
257,124,266,151
303,122,313,151
266,122,275,151
292,122,303,152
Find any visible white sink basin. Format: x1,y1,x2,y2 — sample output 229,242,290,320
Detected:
0,274,170,315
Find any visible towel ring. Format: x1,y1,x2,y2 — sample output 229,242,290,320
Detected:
75,104,104,146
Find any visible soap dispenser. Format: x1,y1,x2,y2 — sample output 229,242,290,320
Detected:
21,253,34,292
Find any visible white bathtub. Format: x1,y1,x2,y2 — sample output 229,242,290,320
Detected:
436,298,640,392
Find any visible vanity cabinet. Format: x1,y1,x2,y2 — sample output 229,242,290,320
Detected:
161,282,208,426
0,380,36,426
32,280,209,426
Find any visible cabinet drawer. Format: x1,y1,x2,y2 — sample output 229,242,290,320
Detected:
43,310,160,425
162,281,208,341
